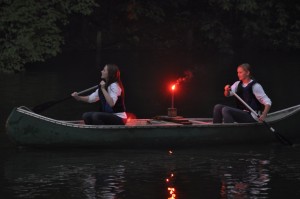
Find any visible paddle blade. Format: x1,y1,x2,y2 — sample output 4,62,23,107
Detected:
32,96,71,113
32,100,60,113
262,121,293,146
31,85,97,114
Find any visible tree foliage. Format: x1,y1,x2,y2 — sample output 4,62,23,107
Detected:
119,0,300,52
0,0,97,73
203,0,300,51
70,0,299,54
1,0,299,73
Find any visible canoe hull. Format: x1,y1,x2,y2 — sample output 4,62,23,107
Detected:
6,106,300,148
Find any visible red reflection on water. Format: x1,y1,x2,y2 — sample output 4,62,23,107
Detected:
166,150,176,198
167,187,176,199
166,173,176,199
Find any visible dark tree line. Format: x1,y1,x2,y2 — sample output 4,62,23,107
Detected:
1,0,299,73
0,0,98,73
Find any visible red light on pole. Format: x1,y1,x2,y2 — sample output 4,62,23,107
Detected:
171,84,176,91
168,83,177,117
167,71,192,118
171,84,176,108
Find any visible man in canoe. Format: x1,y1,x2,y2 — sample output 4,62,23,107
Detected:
71,64,127,125
213,63,272,123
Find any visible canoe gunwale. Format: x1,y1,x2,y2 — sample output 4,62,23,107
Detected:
266,104,300,122
5,105,300,147
14,106,263,129
14,104,300,129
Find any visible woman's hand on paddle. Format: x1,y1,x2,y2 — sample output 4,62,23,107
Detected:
258,113,267,122
71,92,89,102
100,80,106,89
259,105,271,122
71,92,80,101
224,84,231,91
224,84,231,97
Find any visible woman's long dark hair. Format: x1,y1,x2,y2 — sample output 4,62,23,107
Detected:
105,64,125,97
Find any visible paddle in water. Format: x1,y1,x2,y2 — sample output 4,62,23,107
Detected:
32,85,98,113
231,91,293,146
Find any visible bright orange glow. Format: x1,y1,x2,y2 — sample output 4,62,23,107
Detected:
166,173,176,199
171,84,176,91
167,187,176,199
125,112,137,126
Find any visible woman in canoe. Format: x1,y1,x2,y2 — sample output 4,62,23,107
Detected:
213,63,272,123
71,64,127,125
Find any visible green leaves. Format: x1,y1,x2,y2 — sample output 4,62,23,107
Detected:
1,0,299,73
0,0,97,73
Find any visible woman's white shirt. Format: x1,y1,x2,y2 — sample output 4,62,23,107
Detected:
87,83,127,119
230,80,271,121
230,80,272,106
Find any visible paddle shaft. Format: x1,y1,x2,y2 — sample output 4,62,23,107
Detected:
231,91,260,118
231,91,293,146
50,85,99,104
77,85,99,95
32,85,98,113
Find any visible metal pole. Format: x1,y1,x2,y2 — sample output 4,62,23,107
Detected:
171,91,174,108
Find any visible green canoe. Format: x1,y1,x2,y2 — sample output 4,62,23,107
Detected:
6,105,300,148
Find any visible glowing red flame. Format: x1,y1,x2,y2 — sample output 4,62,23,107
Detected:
171,84,176,91
168,70,193,109
125,112,137,126
170,70,193,92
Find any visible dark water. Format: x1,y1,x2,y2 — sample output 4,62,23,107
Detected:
1,50,300,198
1,146,300,199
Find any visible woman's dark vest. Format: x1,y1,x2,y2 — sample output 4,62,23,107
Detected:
235,80,262,112
98,85,126,113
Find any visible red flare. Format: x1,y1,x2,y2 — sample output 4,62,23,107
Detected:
171,84,176,91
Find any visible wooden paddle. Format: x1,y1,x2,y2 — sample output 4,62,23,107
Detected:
32,85,98,113
231,91,293,146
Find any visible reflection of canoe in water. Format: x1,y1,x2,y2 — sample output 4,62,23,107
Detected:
6,105,300,148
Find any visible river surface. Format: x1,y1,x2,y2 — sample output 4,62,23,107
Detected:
1,146,300,199
1,50,300,198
